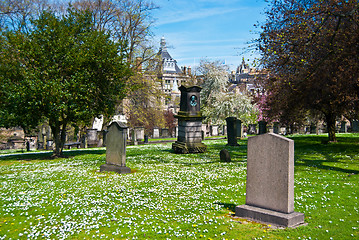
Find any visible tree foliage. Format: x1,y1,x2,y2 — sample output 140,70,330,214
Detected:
0,9,131,156
257,0,359,141
198,59,258,125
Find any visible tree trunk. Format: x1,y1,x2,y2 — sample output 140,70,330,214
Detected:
325,113,337,142
50,121,67,157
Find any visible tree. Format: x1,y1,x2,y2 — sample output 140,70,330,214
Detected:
71,0,158,67
257,0,359,141
0,9,131,156
198,59,258,125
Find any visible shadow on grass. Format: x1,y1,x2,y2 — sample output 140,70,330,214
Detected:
214,202,237,212
0,148,105,161
292,134,359,175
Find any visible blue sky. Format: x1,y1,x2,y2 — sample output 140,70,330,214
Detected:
151,0,268,71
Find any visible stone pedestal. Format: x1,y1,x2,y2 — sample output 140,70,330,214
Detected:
236,133,304,228
100,121,131,174
172,85,206,154
173,120,207,153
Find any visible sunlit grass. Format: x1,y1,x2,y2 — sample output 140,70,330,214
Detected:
0,134,358,239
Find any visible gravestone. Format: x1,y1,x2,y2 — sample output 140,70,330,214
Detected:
100,121,131,174
211,125,219,136
220,149,231,162
258,121,267,135
236,120,243,138
236,133,304,227
172,85,207,153
351,120,359,132
310,124,317,134
135,127,144,141
87,128,98,147
153,128,160,138
340,121,347,133
248,124,257,135
131,129,137,145
226,117,239,146
273,122,279,134
161,128,169,138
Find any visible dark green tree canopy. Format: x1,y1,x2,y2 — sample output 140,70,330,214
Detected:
0,8,131,156
257,0,359,141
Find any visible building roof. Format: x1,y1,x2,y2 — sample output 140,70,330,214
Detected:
158,37,182,74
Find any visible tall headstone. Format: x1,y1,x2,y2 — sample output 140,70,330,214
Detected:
310,124,317,134
236,120,243,139
153,128,160,138
226,117,239,146
100,121,131,174
211,125,219,136
134,127,145,141
340,121,347,133
236,133,304,227
273,122,279,134
258,121,267,135
351,120,359,132
172,85,207,153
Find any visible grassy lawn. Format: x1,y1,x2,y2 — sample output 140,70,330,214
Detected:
0,134,358,239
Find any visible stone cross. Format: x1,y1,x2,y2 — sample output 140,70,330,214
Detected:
236,133,304,227
100,121,131,174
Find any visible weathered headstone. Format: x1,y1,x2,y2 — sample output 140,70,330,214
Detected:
236,133,304,227
87,128,98,147
172,85,207,153
310,124,317,134
248,124,257,135
226,117,239,146
236,120,243,138
351,120,359,132
135,127,145,141
153,128,160,138
100,121,131,174
340,121,347,133
258,121,267,135
273,122,279,134
161,128,169,138
220,149,231,162
130,129,137,145
211,125,219,136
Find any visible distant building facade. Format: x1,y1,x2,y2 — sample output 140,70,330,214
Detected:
229,58,263,95
157,37,192,112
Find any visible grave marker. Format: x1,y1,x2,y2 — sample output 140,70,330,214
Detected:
236,133,304,227
172,85,207,153
100,121,131,174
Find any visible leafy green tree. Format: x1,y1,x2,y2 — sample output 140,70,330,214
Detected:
0,9,131,156
257,0,359,142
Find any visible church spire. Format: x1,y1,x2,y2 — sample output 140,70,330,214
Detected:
160,36,167,51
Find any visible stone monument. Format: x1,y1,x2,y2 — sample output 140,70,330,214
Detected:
172,85,207,153
236,133,304,227
226,117,239,146
100,121,131,174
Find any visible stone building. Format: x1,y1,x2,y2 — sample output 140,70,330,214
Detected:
157,37,192,113
229,58,262,95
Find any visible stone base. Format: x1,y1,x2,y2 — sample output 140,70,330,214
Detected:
235,205,305,228
100,164,131,174
172,141,207,154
